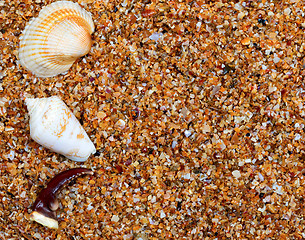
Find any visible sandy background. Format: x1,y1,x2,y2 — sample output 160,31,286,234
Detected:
1,0,305,239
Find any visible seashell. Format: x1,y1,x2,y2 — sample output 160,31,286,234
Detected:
19,1,94,77
25,96,96,162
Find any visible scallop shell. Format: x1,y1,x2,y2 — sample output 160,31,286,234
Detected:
25,96,96,162
19,1,94,77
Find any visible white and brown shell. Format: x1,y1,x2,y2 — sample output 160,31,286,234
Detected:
25,96,96,162
19,1,94,77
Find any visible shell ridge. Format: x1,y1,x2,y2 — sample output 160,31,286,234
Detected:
19,1,94,77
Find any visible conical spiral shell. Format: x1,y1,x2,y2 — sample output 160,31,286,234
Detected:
25,96,96,162
19,1,94,77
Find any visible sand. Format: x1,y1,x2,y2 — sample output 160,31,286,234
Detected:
1,0,305,239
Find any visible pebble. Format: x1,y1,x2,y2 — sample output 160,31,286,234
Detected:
241,37,250,45
160,211,166,219
184,130,192,137
111,215,120,222
232,170,241,179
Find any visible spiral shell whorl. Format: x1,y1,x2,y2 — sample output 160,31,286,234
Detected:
25,97,49,122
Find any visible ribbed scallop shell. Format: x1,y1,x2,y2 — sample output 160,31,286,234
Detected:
19,1,94,77
25,96,96,162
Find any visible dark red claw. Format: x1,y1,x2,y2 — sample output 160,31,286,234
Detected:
29,168,93,229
